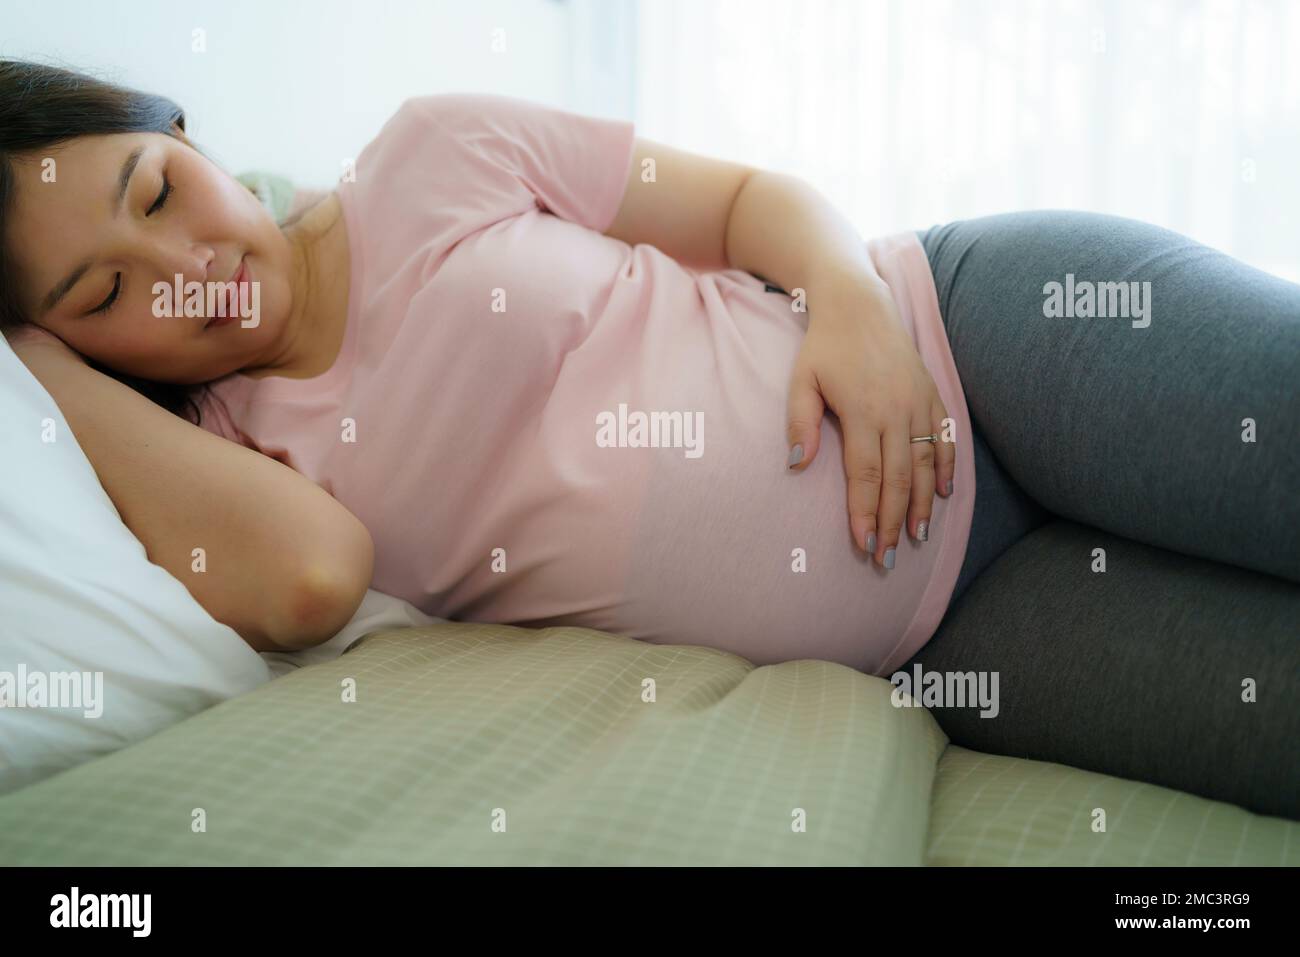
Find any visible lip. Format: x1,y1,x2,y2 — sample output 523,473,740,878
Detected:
205,256,249,329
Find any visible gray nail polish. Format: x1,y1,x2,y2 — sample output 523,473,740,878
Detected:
884,548,896,569
917,521,929,542
867,533,876,553
945,479,953,495
787,444,804,468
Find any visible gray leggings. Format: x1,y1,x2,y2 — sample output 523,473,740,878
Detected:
904,211,1300,821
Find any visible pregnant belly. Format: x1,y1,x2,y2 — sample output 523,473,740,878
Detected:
584,422,946,676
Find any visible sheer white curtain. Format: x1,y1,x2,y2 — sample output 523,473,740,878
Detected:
634,0,1300,280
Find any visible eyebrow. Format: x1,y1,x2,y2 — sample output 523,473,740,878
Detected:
39,145,146,316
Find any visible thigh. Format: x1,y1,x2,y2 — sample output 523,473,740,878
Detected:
921,211,1300,584
904,519,1300,821
950,418,1051,605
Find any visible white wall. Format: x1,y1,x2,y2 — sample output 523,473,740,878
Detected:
12,0,1290,280
635,0,1300,281
1,0,636,186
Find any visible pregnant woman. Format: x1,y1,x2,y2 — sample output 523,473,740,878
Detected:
2,61,1296,820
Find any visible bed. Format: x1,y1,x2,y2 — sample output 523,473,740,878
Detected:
3,174,1293,866
1,618,1293,866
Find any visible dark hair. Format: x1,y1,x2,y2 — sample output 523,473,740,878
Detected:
1,58,216,423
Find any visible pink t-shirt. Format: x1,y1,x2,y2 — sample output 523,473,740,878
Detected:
197,93,975,676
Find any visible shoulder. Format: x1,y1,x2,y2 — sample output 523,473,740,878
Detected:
281,187,336,228
395,92,533,122
390,93,574,141
355,94,540,190
281,190,343,238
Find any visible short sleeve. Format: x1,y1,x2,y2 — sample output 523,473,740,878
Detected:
400,93,637,233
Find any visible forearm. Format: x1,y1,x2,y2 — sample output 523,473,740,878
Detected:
723,170,891,315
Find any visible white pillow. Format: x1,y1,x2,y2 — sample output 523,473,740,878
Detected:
0,335,272,794
259,589,441,679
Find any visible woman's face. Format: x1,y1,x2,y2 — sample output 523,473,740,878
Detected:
7,130,296,384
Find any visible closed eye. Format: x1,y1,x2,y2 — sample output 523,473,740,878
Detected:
147,175,173,216
87,175,172,316
90,274,121,316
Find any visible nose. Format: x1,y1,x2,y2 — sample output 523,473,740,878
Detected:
189,247,216,284
149,236,214,287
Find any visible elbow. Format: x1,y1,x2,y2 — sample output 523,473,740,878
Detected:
275,523,375,651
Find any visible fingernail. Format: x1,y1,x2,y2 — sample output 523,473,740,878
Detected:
945,479,953,495
884,548,896,569
866,533,876,553
787,444,804,468
917,521,929,542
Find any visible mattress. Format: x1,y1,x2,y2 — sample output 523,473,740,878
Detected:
0,622,1293,865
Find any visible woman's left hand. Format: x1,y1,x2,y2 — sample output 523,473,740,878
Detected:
785,277,956,569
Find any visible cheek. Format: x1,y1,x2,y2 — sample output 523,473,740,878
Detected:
171,149,260,235
201,169,265,233
111,296,199,356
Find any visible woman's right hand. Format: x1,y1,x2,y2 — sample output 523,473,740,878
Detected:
4,323,84,361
